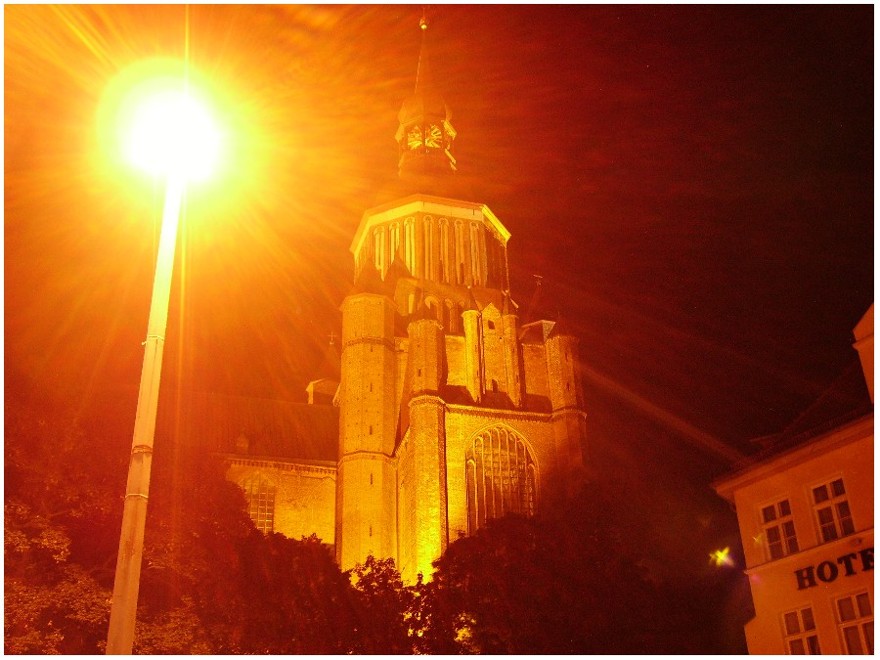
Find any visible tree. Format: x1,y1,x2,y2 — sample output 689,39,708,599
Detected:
414,487,735,654
349,556,416,654
133,437,364,654
4,375,119,653
4,373,374,654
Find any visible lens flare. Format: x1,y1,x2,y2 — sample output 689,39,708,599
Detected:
98,57,226,185
710,546,733,567
121,86,221,182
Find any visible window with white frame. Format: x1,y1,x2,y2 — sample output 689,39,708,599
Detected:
761,499,799,560
782,606,821,654
836,592,873,655
243,475,276,534
812,477,855,543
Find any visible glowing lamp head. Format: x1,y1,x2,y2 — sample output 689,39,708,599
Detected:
122,86,221,183
101,60,225,185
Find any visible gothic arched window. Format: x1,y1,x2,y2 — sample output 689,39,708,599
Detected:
242,475,276,534
390,222,401,262
465,427,537,533
423,216,434,279
373,227,385,274
470,222,482,285
454,220,465,284
404,217,416,273
439,219,450,283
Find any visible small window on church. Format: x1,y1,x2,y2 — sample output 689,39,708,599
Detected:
242,476,275,534
487,320,495,330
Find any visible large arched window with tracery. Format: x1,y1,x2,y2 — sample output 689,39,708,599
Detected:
465,427,537,533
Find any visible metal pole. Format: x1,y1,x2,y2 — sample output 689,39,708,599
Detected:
106,177,185,654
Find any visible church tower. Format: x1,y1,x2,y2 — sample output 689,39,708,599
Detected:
336,15,588,582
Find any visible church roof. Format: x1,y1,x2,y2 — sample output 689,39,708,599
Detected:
519,319,557,344
156,390,339,464
440,384,552,413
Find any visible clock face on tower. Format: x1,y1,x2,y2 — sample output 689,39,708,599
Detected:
406,126,423,150
406,124,444,150
425,124,443,148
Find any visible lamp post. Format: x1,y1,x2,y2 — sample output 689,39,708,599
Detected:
105,78,221,655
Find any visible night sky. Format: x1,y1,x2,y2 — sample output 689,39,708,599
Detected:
5,5,873,580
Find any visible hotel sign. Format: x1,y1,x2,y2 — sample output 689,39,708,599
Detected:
795,547,873,590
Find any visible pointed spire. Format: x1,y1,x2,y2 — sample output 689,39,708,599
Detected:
464,286,480,312
352,262,385,295
415,11,431,94
353,262,380,290
385,252,413,284
524,275,543,323
502,291,518,317
396,10,457,177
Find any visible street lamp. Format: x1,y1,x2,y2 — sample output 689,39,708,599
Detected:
104,70,222,655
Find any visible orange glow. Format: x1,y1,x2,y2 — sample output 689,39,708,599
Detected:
98,58,225,184
710,547,733,567
122,81,222,181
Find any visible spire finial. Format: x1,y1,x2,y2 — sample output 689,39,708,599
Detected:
415,9,431,93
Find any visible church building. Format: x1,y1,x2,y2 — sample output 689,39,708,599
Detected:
213,18,588,583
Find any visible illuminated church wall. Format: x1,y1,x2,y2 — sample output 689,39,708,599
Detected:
226,459,336,545
332,188,589,581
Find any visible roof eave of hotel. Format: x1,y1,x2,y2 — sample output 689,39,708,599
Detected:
711,413,874,503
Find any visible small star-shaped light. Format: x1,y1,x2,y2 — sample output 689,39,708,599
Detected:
710,547,733,567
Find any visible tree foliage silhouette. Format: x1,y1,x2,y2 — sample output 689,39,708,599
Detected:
5,375,747,654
